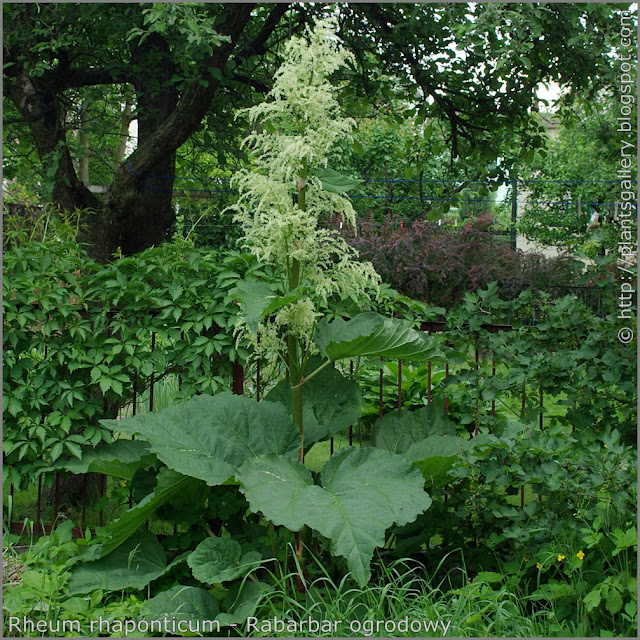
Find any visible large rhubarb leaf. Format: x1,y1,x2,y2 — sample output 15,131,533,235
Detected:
266,358,361,447
217,580,273,627
406,435,468,486
372,401,456,454
141,585,220,633
101,393,300,486
237,448,431,585
98,468,201,557
59,439,155,480
187,537,261,584
314,312,443,362
68,531,167,594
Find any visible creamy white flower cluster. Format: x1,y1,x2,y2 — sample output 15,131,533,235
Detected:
230,19,380,350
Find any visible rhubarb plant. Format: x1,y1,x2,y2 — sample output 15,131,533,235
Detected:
86,20,445,590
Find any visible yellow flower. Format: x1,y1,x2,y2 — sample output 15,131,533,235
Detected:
604,444,608,449
120,480,127,488
576,550,585,560
536,562,542,569
557,554,565,562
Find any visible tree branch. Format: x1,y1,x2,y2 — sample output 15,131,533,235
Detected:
59,67,132,89
235,2,291,59
107,3,256,205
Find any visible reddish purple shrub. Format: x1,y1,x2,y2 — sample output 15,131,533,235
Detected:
348,215,579,308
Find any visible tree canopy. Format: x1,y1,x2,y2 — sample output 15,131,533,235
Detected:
519,96,637,255
3,2,631,261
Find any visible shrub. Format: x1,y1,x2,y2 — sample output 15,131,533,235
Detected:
348,215,581,308
2,237,256,491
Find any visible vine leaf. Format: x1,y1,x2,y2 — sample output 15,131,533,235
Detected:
101,393,300,486
237,447,431,585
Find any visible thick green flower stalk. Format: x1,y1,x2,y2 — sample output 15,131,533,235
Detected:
230,19,379,439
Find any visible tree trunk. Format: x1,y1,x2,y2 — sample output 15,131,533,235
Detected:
6,72,101,215
118,32,179,255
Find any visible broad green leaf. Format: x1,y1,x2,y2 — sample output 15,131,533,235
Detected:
314,312,443,362
238,448,431,585
238,455,318,532
231,278,305,333
584,588,602,611
187,537,261,584
372,402,456,454
612,527,637,551
266,358,361,447
102,393,300,486
604,587,624,615
98,468,200,557
218,580,273,627
65,441,83,459
68,531,167,594
474,571,504,584
229,278,276,333
58,439,155,480
141,585,220,634
314,167,364,193
406,435,467,486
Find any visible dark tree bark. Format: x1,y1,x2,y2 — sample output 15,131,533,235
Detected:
117,32,179,255
5,69,101,214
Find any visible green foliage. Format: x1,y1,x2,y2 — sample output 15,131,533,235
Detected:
519,99,637,253
67,531,170,594
59,439,155,481
187,537,261,585
97,468,199,558
314,312,444,361
103,393,300,486
140,585,220,630
371,404,456,454
3,11,636,637
266,358,362,448
406,435,468,488
439,425,637,636
238,448,431,585
3,237,263,490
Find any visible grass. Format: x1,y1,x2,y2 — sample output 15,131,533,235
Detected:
2,542,573,638
248,550,567,638
304,434,358,472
